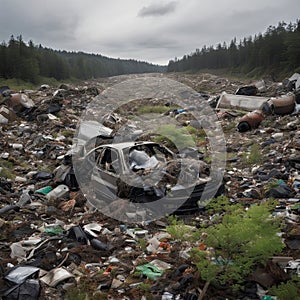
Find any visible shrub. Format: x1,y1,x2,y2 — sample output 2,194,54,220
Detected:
269,277,300,300
166,199,284,297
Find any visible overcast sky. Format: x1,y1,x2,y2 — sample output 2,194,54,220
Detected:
0,0,299,65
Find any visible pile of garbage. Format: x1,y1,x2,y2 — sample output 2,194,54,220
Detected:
0,73,299,299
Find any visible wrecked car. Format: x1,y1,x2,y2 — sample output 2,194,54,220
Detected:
81,141,223,213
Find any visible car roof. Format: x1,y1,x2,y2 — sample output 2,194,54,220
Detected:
84,141,174,158
102,141,159,151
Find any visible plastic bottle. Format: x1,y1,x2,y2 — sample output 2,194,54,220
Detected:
46,184,69,200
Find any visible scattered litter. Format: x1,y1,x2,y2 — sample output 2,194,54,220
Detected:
40,267,74,287
0,73,299,299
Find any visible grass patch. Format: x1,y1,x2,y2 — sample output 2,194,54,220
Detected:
241,143,263,166
0,169,15,179
191,67,292,81
61,130,74,138
0,78,38,91
137,105,178,114
64,276,109,300
138,283,153,299
153,124,196,150
224,121,236,132
0,76,82,91
186,125,207,142
0,159,15,179
138,283,152,291
0,159,14,169
64,289,87,300
203,156,212,164
137,238,148,251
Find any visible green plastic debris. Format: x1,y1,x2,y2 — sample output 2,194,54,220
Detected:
35,186,52,195
261,296,277,300
44,226,64,235
277,179,285,185
136,263,163,279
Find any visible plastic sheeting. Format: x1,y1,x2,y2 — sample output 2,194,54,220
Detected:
129,149,159,170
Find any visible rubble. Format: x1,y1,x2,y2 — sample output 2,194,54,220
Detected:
0,73,300,299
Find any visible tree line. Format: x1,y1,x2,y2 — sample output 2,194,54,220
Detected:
0,35,165,84
167,20,300,79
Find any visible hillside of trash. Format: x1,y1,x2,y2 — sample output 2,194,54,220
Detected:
0,72,299,299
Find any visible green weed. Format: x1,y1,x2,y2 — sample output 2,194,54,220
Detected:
137,105,178,114
269,276,300,300
241,142,263,165
154,124,196,150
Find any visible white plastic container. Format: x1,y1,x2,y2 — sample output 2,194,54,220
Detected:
12,143,23,150
46,184,69,200
272,132,284,139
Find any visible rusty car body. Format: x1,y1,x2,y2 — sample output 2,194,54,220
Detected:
81,141,223,214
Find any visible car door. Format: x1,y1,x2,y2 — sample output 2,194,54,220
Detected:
91,147,120,200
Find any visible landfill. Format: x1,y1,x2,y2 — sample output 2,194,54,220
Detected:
0,73,299,299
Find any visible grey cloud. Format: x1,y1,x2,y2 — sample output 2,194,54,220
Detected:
138,1,177,17
36,17,79,43
95,33,179,54
0,0,80,46
134,32,178,49
0,0,299,65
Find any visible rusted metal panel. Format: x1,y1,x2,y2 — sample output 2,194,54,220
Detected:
216,92,269,111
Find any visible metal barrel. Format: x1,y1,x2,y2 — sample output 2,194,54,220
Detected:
237,110,264,132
